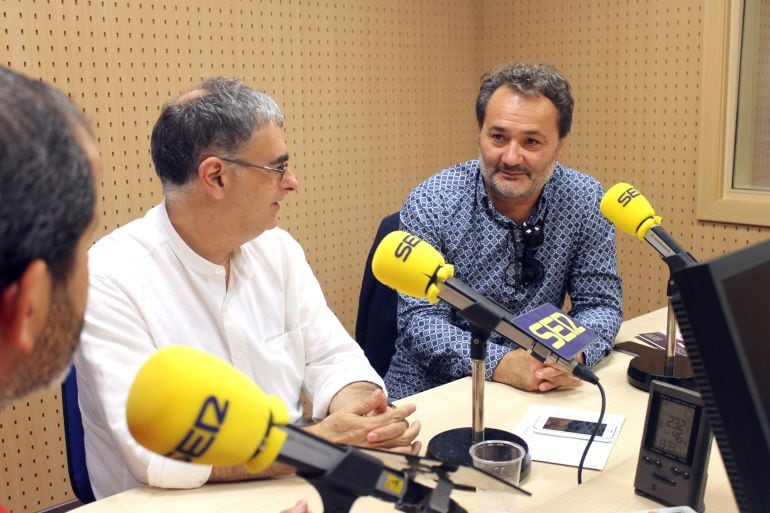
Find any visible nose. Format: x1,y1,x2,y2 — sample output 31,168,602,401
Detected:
501,140,524,166
281,165,299,192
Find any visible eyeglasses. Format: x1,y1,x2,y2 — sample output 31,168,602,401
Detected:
505,221,545,288
218,156,289,179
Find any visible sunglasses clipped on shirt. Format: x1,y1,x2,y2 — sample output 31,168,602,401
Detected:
505,220,545,288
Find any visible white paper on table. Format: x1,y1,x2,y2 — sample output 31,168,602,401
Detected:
513,404,625,470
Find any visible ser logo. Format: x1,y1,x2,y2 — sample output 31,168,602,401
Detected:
166,395,229,461
394,234,422,262
617,186,641,207
528,312,586,349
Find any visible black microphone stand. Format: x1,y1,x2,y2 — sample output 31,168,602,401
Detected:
281,428,468,513
301,463,466,513
615,226,697,391
425,299,532,479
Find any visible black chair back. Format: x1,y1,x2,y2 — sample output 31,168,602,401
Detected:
355,212,400,377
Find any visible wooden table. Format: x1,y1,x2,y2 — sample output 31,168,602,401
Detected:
73,308,739,512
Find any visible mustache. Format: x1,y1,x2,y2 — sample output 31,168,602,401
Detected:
495,163,531,174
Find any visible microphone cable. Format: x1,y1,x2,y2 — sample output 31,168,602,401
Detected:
577,380,607,485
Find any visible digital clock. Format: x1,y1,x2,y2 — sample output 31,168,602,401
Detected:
634,380,713,512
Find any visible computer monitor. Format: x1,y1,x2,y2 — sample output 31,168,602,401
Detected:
672,238,770,513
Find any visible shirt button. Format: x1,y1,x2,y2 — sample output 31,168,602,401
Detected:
235,352,244,359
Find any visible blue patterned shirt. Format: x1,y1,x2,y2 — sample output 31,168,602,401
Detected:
383,160,623,399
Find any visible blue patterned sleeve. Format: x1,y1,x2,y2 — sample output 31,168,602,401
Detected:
566,182,623,366
396,292,514,383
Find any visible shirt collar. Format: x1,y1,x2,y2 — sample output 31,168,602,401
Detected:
157,201,231,277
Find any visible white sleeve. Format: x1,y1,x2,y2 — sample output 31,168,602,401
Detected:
75,272,212,496
286,241,385,420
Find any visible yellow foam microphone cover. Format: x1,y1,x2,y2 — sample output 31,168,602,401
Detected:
126,345,289,472
600,182,663,239
371,230,454,303
244,395,288,473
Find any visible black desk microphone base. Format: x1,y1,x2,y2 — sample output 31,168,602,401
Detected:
426,427,531,481
615,341,695,391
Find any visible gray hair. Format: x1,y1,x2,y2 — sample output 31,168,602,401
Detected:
150,77,284,187
475,63,573,138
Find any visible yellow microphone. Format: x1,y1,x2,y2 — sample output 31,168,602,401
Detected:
126,346,460,510
371,230,454,303
126,346,288,472
600,182,695,262
600,183,698,400
599,182,662,240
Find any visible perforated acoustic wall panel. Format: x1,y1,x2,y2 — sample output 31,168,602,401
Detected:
0,391,64,512
479,0,770,319
3,1,770,511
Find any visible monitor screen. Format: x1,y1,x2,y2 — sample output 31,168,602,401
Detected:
721,259,770,419
673,238,770,513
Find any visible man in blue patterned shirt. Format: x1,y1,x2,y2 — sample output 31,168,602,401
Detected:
384,63,622,399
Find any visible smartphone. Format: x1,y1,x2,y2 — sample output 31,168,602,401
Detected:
533,415,618,442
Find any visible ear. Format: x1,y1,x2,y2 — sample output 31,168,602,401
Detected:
197,156,227,200
0,260,51,353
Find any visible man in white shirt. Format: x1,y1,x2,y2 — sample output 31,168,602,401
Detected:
75,77,421,499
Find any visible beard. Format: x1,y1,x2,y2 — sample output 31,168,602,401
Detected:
0,285,83,408
479,152,558,202
485,161,537,201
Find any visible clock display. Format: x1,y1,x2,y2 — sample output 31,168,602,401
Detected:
652,398,695,460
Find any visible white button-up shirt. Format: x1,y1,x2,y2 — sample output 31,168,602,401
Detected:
75,203,383,498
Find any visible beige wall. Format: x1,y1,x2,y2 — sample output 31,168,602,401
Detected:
2,1,769,511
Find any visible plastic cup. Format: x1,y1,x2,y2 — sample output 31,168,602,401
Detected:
469,440,526,513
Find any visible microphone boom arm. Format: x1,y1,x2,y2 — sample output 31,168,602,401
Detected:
645,226,697,272
642,225,698,377
438,278,597,384
279,425,467,513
